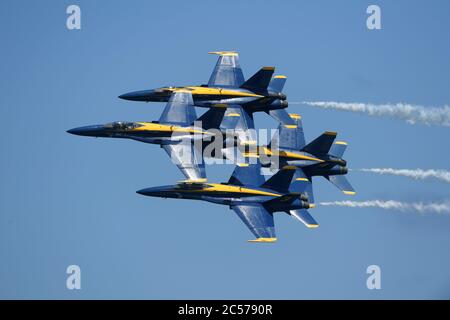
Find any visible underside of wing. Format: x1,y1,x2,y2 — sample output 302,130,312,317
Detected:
159,91,197,126
231,204,276,242
161,141,206,182
208,51,245,87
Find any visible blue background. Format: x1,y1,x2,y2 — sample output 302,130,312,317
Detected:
1,0,450,299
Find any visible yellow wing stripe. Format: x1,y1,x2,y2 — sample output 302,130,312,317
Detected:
248,237,277,243
208,51,238,56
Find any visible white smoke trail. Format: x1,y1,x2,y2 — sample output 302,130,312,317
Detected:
320,200,450,214
354,168,450,183
293,101,450,126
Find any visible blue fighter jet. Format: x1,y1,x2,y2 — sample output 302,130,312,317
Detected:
137,162,313,242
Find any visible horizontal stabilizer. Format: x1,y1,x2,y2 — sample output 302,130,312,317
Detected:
302,131,337,156
326,175,355,195
268,75,287,92
290,209,318,228
240,67,275,91
329,141,348,158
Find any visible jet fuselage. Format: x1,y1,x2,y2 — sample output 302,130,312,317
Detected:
67,121,212,145
119,86,287,111
260,148,348,177
137,183,309,209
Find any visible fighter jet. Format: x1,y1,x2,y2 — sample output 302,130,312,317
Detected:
67,91,226,181
258,113,355,205
118,51,297,142
136,162,313,242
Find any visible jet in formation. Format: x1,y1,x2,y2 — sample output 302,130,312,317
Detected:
137,162,313,242
68,52,355,242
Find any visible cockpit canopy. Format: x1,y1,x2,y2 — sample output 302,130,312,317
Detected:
104,121,143,130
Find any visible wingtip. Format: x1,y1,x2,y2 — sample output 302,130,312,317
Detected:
208,51,238,56
343,191,356,195
248,237,277,243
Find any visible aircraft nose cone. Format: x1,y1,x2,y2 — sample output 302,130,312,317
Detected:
136,188,149,196
118,90,155,101
66,125,105,137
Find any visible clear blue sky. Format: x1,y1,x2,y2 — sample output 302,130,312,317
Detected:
1,0,450,299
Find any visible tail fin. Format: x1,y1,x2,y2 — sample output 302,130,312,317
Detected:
194,106,226,130
329,141,347,158
326,175,355,195
302,131,337,156
261,166,296,193
240,67,275,92
268,75,287,92
269,113,306,150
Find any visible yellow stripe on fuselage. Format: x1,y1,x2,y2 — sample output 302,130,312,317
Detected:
161,86,263,98
133,122,207,135
182,183,281,197
261,148,324,162
206,184,281,197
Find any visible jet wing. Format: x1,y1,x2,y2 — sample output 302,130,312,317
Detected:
231,204,276,242
228,163,265,187
161,141,206,182
159,91,197,126
270,113,306,150
208,51,245,87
